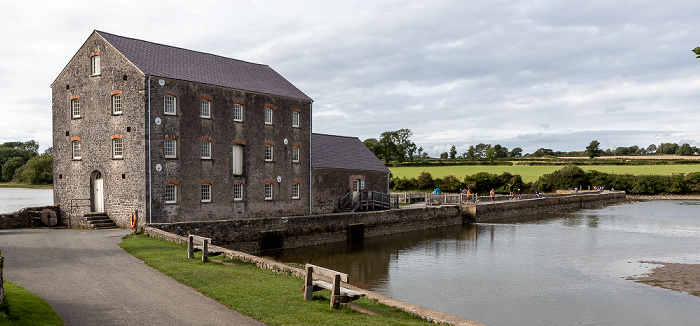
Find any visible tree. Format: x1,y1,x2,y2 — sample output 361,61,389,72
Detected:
647,144,657,154
379,129,416,163
13,154,53,185
363,138,383,160
585,140,603,159
440,152,448,159
466,146,476,160
532,148,554,157
2,157,25,181
449,145,457,159
657,143,679,155
677,143,693,156
510,147,523,157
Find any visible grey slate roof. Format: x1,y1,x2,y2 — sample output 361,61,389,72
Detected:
312,133,390,173
96,30,312,102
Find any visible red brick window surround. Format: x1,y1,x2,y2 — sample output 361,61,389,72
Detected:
111,90,122,115
265,104,274,125
90,51,101,76
201,137,212,160
111,134,123,159
200,95,212,118
71,137,82,160
70,95,81,118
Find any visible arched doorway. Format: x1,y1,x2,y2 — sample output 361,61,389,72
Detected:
90,170,104,213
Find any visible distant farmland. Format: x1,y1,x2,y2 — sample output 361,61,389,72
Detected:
388,165,700,183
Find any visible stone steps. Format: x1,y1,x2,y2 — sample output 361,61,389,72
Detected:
84,213,118,229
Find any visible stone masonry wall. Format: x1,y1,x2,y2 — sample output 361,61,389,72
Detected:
0,206,59,229
149,192,625,253
150,205,463,252
312,168,389,214
52,32,147,228
473,191,627,223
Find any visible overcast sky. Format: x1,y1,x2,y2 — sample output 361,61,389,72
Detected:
2,0,700,156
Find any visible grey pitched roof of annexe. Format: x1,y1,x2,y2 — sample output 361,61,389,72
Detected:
96,30,312,102
312,133,390,173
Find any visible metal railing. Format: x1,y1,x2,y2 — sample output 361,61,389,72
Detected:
338,190,393,212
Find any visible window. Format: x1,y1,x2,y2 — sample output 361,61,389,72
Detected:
265,107,273,125
233,183,243,201
165,184,177,204
232,144,243,175
200,99,211,118
292,111,300,127
164,95,176,115
265,144,273,161
201,184,211,202
71,98,80,118
164,138,177,158
233,104,243,122
72,140,81,159
112,94,122,115
292,183,300,199
265,183,273,200
112,138,123,159
91,55,100,75
201,140,211,159
292,147,300,163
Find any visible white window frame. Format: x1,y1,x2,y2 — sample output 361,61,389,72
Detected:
112,138,123,159
265,144,273,162
71,99,80,118
72,140,81,160
292,147,300,163
201,184,212,203
164,95,176,115
112,94,122,115
232,144,243,175
201,140,211,160
91,55,101,76
264,183,273,200
233,183,243,201
200,99,211,118
164,139,177,158
233,104,243,122
165,184,177,204
292,111,300,128
265,107,273,125
292,183,300,199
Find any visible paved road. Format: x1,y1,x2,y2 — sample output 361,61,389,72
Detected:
0,228,264,326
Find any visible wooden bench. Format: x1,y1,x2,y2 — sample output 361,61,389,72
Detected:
303,263,366,308
187,234,221,262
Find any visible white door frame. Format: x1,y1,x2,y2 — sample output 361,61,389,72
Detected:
91,170,104,213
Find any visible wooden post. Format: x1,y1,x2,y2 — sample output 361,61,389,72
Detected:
202,239,209,262
304,265,314,300
187,235,194,259
331,274,341,308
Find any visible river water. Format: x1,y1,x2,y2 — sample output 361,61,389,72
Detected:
0,188,54,214
268,200,700,326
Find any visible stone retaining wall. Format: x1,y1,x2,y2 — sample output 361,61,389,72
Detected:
148,192,625,253
0,206,60,229
472,191,627,223
149,206,464,252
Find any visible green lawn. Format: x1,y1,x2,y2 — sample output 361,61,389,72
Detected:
0,282,63,325
0,182,52,189
118,234,432,326
389,165,700,183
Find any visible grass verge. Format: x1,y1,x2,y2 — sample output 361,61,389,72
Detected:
0,282,63,325
118,234,432,326
0,182,52,189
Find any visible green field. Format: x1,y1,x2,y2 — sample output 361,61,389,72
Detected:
389,165,700,183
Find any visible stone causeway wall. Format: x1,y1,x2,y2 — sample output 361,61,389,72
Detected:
148,192,625,253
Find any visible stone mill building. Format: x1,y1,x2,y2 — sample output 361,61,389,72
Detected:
52,30,313,227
